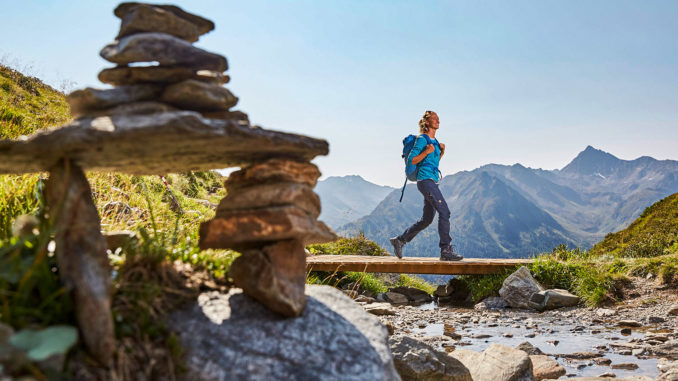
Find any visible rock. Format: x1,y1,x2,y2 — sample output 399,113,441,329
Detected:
355,295,376,304
389,335,471,381
610,362,639,370
649,316,666,323
499,266,544,310
161,80,238,111
100,33,227,71
102,200,132,217
668,304,678,316
657,359,678,381
167,285,400,381
216,182,321,218
103,230,137,250
515,342,543,356
529,289,579,311
620,328,632,335
451,344,533,381
201,109,249,122
598,372,616,377
45,160,115,366
530,355,566,381
226,159,322,189
618,320,642,327
385,292,409,305
474,296,508,310
0,111,329,174
596,308,616,317
200,205,337,249
434,284,454,298
388,287,433,304
365,303,397,316
228,239,306,317
86,101,179,118
67,85,162,117
115,2,215,36
593,357,612,366
559,352,600,360
646,340,678,357
98,66,229,86
117,4,203,42
549,378,652,381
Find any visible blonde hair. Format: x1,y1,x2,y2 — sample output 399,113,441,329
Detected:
418,110,436,133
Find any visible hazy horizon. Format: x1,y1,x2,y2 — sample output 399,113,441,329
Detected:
2,1,678,188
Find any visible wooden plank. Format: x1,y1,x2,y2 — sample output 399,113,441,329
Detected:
306,255,533,275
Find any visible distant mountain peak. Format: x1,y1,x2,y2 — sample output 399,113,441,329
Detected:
561,146,621,176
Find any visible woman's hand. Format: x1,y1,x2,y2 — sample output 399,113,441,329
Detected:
440,143,445,157
424,144,435,154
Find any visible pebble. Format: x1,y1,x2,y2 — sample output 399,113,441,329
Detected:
611,362,639,370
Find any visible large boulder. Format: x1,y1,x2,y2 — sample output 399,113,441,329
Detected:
388,335,471,381
168,285,400,381
388,287,433,304
499,266,544,310
451,344,534,381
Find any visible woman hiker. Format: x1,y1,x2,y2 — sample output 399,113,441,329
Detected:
390,110,463,261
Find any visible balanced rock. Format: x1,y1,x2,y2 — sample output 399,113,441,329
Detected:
98,66,229,86
117,3,203,42
100,32,227,71
0,111,329,174
216,182,321,218
389,335,472,381
226,159,322,189
115,2,215,36
199,205,336,249
499,266,544,310
201,109,248,122
87,101,178,117
161,79,238,111
67,85,162,117
168,286,400,380
229,239,307,317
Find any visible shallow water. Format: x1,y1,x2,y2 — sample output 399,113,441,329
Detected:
410,308,661,378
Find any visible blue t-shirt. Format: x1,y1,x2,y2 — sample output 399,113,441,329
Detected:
407,135,441,182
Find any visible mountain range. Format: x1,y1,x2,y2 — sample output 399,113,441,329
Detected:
326,146,678,259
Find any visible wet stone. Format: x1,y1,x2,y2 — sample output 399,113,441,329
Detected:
161,80,238,111
100,33,228,71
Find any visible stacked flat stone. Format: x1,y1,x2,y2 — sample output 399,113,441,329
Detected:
67,2,247,124
200,158,337,317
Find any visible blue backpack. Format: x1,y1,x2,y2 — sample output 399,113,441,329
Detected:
399,134,439,202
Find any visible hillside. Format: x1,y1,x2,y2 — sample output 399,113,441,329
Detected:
341,146,678,259
316,175,395,229
0,64,71,139
590,193,678,257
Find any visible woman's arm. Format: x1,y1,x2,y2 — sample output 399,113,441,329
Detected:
412,144,435,165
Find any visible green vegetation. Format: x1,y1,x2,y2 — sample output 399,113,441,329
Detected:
590,193,678,258
460,194,678,306
0,66,235,378
0,64,71,139
307,233,436,295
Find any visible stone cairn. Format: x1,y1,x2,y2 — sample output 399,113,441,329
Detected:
0,2,336,367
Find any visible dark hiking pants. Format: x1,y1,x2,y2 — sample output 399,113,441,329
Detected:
398,179,451,249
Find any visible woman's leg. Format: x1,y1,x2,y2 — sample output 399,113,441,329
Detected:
417,180,451,249
398,181,436,243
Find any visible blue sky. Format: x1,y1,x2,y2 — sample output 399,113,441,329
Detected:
2,1,678,187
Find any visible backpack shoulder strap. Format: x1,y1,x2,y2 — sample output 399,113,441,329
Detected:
420,134,438,146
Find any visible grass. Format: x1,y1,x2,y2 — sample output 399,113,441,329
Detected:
0,64,71,140
306,234,436,296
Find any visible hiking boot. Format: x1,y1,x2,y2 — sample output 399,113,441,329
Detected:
440,245,463,261
390,237,405,259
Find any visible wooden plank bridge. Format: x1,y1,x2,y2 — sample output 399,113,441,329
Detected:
306,255,533,275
